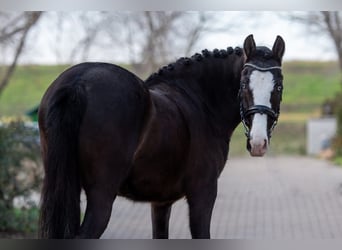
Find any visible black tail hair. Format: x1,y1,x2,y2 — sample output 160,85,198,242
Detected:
39,82,87,238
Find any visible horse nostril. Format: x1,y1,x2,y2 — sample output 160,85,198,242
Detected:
263,139,268,149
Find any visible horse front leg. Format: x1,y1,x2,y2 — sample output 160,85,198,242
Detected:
186,181,217,239
151,202,173,239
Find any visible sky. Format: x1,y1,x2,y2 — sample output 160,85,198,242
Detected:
201,12,336,62
15,11,338,65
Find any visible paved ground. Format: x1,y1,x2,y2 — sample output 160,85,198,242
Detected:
98,156,342,239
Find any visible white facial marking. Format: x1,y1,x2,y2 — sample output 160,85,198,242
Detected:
249,71,274,146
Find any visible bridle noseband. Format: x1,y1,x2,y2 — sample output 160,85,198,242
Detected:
240,63,282,139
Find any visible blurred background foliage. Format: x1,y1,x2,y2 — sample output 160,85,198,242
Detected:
0,120,41,237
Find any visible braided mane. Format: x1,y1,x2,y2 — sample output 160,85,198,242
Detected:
145,46,244,83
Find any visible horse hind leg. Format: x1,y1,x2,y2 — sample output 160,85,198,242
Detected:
77,186,116,239
76,156,131,238
151,202,173,239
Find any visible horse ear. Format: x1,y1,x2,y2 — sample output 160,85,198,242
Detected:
272,35,285,62
243,34,256,59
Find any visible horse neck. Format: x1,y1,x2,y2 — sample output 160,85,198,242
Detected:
190,55,244,133
196,55,243,105
146,52,244,137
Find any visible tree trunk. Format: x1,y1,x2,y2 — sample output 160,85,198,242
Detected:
321,11,342,72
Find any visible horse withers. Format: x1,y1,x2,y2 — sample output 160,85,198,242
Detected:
38,34,285,238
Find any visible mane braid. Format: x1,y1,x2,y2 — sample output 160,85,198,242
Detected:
146,46,243,82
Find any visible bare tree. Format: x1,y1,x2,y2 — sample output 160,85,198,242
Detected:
68,12,220,76
119,11,221,75
321,12,342,71
135,12,215,74
0,11,219,93
289,11,342,71
0,11,43,94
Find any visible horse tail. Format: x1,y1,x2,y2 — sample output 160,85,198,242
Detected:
39,82,87,238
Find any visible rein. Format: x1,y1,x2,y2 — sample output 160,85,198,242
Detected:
240,63,282,139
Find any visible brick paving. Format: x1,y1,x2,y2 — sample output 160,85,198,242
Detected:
99,156,342,239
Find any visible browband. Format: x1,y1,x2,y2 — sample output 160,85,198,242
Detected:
244,63,282,71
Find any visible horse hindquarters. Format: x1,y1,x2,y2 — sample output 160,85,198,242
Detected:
75,66,151,238
39,62,151,238
39,83,87,238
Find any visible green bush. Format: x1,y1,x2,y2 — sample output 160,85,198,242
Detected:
0,120,42,235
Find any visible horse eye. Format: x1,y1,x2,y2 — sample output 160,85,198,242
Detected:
277,86,282,92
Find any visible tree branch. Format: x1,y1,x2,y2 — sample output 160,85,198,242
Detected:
321,11,342,71
0,12,42,94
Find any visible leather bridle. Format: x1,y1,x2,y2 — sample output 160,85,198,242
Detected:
240,63,282,139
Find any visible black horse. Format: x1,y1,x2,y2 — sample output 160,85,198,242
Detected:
38,34,285,239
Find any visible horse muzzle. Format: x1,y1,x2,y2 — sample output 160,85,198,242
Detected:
247,138,268,157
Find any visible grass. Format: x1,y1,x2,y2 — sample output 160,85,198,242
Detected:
0,65,69,116
282,61,342,113
0,61,341,156
282,73,341,111
1,61,341,116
